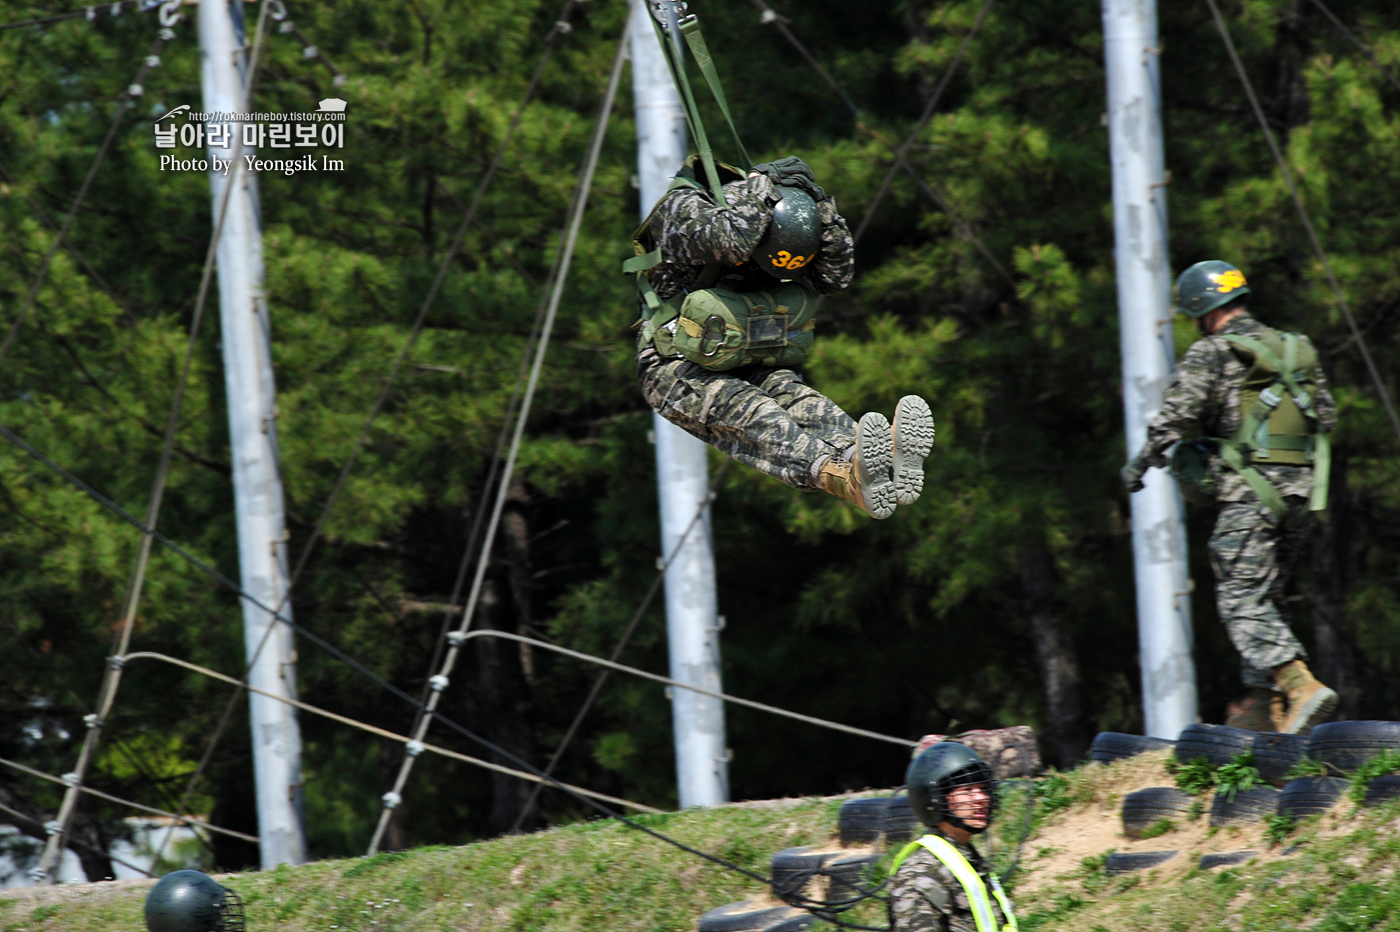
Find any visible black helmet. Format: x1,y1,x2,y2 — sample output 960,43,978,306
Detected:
1175,260,1250,318
145,870,246,932
906,742,996,834
752,187,821,281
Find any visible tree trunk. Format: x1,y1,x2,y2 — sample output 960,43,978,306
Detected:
501,475,535,684
1310,450,1361,718
1017,540,1089,768
474,577,537,835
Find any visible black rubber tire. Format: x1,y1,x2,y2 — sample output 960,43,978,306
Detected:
884,796,919,844
1175,723,1256,767
1253,733,1308,786
1278,777,1348,819
770,847,829,905
1306,721,1400,774
1209,786,1280,827
838,798,887,845
698,902,798,932
1105,850,1178,874
1362,774,1400,808
1199,850,1257,870
1121,787,1196,838
825,852,879,904
1089,732,1177,764
762,912,816,932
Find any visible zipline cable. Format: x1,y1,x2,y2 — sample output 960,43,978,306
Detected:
0,25,174,368
1306,0,1400,95
742,0,1014,289
32,1,273,883
509,459,735,833
0,0,150,32
1205,0,1400,447
365,5,631,855
148,0,587,867
0,797,157,879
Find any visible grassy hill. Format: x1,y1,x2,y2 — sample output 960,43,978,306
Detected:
3,755,1398,931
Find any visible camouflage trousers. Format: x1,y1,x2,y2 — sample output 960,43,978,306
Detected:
1208,497,1314,688
637,347,856,489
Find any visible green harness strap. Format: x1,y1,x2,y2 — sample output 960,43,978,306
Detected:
679,17,751,168
891,835,1018,932
649,12,726,205
1217,332,1331,515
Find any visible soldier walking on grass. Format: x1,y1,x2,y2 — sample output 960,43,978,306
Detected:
1120,260,1339,734
628,155,935,519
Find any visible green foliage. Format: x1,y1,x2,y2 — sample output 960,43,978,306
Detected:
342,850,411,879
1216,753,1262,802
1346,749,1400,803
1020,893,1087,931
1171,756,1219,796
1265,813,1296,847
1139,818,1175,840
1034,773,1072,819
1288,757,1333,779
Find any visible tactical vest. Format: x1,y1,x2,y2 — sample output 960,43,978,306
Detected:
624,170,819,372
1169,325,1331,517
891,834,1018,932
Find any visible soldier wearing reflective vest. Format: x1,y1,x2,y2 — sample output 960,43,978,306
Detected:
1120,260,1339,734
628,155,935,519
890,742,1016,932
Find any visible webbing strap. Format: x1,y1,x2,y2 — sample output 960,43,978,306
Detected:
1218,441,1289,519
680,18,751,167
649,13,727,205
1310,430,1331,512
891,835,1018,932
623,249,662,275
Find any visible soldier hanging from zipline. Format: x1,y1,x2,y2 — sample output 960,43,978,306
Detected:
626,0,935,519
1121,260,1339,734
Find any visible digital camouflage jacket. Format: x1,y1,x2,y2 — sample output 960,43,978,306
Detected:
888,831,1010,932
1139,313,1337,502
642,172,855,304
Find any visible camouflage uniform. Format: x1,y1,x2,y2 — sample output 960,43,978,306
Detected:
1135,312,1337,688
888,830,1010,932
636,172,857,488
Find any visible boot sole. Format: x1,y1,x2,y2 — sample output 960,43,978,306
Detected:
857,412,896,519
1283,687,1340,735
891,395,935,505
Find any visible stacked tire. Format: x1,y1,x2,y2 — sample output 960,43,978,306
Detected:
1089,732,1175,764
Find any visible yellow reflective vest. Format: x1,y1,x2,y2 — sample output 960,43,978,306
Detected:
891,834,1018,932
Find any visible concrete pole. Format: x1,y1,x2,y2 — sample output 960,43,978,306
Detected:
631,0,729,808
200,0,307,866
1102,0,1198,738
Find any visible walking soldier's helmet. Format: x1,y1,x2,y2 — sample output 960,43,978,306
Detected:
752,187,822,282
906,742,997,834
145,870,246,932
1175,260,1250,318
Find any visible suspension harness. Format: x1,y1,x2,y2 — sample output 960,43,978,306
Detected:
891,834,1019,932
624,1,819,371
1171,326,1331,516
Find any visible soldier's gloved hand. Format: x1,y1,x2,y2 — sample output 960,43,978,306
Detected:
1120,458,1148,493
749,156,826,202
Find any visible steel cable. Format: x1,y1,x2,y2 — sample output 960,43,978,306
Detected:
1205,0,1400,446
1306,0,1400,95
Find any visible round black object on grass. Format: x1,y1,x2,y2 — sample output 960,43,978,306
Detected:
698,901,801,932
1306,721,1400,774
1175,723,1255,767
1121,787,1195,838
1209,786,1280,827
769,847,829,905
1105,850,1178,874
1278,776,1348,819
1089,732,1176,764
1362,774,1400,808
1253,732,1308,786
1200,850,1258,870
837,796,919,846
145,871,228,932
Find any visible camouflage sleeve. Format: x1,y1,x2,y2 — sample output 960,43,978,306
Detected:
888,853,956,932
1302,336,1338,433
655,174,777,268
809,195,855,295
1140,337,1221,468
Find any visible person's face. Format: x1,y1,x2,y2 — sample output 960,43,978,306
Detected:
947,782,991,829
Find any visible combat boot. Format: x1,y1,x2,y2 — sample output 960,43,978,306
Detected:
817,412,896,519
890,395,935,505
1224,688,1286,733
1273,660,1339,735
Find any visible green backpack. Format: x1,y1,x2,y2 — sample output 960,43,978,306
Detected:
1170,327,1330,516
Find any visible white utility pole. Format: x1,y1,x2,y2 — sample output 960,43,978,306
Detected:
631,0,729,808
1102,0,1198,738
200,0,307,866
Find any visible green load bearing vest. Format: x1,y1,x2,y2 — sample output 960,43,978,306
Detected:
1169,326,1331,517
891,834,1018,932
623,159,818,372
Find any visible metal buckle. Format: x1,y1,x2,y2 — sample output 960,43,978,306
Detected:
1259,387,1282,408
700,315,726,358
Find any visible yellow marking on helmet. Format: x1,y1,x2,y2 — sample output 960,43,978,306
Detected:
771,251,811,270
1213,269,1247,291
